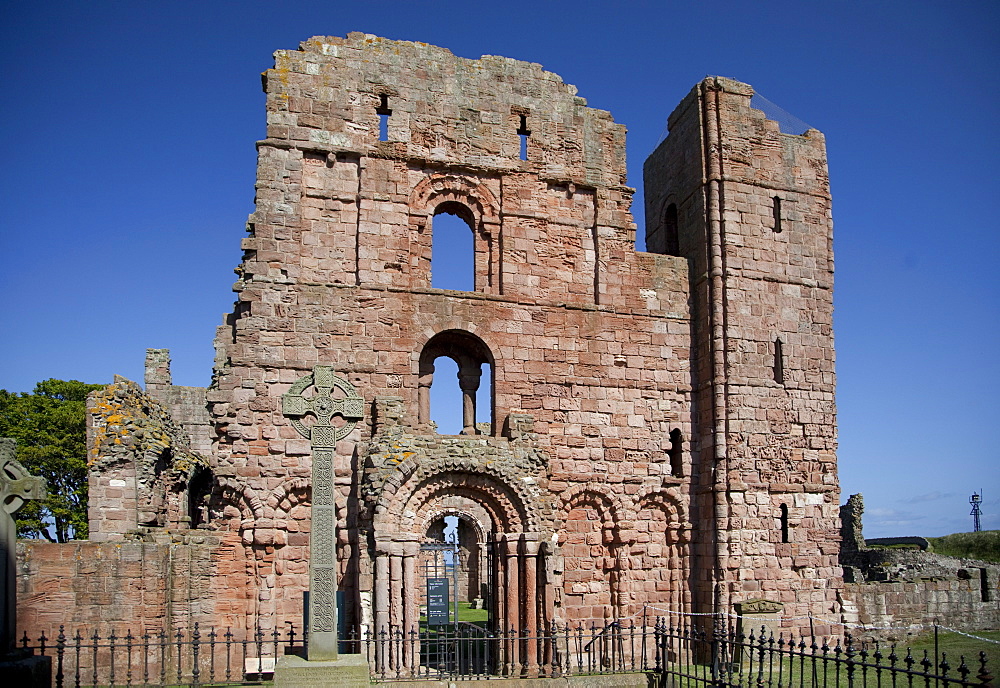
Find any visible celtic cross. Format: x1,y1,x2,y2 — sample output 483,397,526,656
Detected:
0,438,46,654
282,367,363,662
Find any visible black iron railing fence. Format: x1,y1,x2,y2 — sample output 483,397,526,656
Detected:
652,619,995,687
19,624,300,687
361,620,650,680
17,617,995,686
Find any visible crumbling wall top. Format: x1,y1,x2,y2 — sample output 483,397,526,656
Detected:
261,33,628,189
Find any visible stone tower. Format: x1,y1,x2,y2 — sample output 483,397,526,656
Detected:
69,35,841,643
644,78,840,625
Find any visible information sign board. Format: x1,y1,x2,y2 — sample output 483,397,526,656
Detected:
426,577,450,625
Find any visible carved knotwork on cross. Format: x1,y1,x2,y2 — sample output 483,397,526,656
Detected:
282,366,364,448
0,438,46,654
281,367,363,661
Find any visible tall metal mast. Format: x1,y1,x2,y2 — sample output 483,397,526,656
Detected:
970,492,983,532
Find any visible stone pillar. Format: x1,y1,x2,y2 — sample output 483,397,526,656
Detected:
504,534,521,673
522,534,540,677
281,366,364,662
492,533,505,629
373,546,390,675
401,539,419,632
458,367,481,435
389,547,403,671
401,538,420,672
417,369,433,426
144,348,172,392
668,543,680,612
389,547,403,627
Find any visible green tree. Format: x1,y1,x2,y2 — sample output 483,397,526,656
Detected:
0,378,105,541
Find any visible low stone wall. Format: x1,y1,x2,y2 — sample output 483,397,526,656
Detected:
865,536,930,551
839,548,999,638
16,534,259,639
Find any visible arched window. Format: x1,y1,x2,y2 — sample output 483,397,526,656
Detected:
779,503,790,543
188,467,213,529
419,330,494,435
668,428,683,477
664,203,680,257
431,202,475,291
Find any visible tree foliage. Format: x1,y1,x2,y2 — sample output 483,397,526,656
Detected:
0,378,105,542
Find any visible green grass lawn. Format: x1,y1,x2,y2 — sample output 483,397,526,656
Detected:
926,530,1000,563
901,628,998,668
656,630,999,687
419,602,490,627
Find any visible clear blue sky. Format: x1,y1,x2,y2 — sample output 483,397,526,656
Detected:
1,1,997,538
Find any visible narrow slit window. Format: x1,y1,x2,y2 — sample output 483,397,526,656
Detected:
664,203,680,256
668,428,683,477
376,94,392,141
779,503,790,543
773,337,785,385
772,196,782,233
517,114,531,161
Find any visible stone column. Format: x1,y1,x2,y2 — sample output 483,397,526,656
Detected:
522,534,541,677
401,538,420,672
373,545,390,675
492,533,505,629
389,547,404,671
458,367,481,435
417,370,432,427
668,543,680,612
389,548,403,628
504,533,521,673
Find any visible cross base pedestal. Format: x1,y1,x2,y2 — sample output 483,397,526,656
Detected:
0,648,51,688
273,653,368,688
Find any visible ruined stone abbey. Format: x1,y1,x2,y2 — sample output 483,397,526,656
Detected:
17,34,842,641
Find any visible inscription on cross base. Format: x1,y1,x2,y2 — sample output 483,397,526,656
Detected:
282,367,363,661
0,438,46,654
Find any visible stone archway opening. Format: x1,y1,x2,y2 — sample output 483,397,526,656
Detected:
418,330,495,436
415,494,497,630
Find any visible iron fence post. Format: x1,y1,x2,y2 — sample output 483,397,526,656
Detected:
191,622,200,686
55,625,65,688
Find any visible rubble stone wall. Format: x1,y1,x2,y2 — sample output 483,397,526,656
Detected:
840,549,1000,635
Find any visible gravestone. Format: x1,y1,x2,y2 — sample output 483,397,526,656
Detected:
734,598,785,644
0,438,50,686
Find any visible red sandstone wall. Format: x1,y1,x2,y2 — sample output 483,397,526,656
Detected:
204,34,698,631
16,535,259,639
644,78,840,635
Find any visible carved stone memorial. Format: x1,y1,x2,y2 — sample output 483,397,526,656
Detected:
0,438,49,686
282,366,363,661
